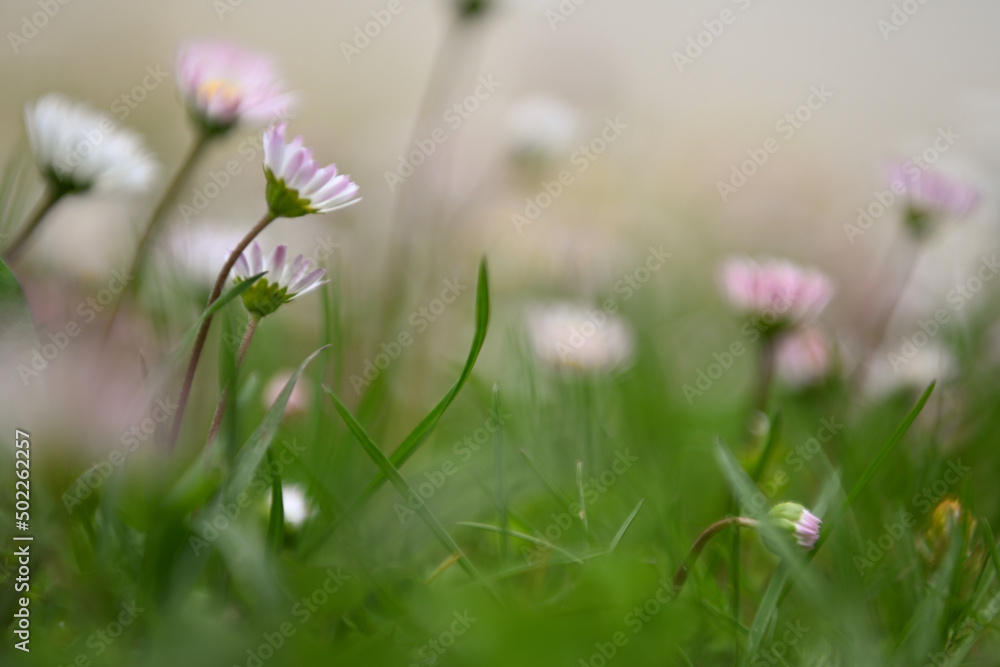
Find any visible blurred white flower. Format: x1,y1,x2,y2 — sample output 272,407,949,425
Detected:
775,326,833,388
506,94,582,163
526,302,634,373
161,225,243,288
25,94,157,194
864,342,956,398
262,369,312,418
272,484,311,527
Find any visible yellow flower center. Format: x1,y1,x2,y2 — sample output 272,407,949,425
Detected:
198,79,242,104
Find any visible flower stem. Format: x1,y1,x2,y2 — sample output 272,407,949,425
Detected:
671,516,760,598
752,335,776,414
3,186,65,263
104,130,213,338
167,210,278,452
205,314,260,451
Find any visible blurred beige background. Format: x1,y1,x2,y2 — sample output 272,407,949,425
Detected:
2,0,999,328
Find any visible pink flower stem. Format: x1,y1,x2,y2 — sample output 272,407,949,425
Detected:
671,516,760,598
167,210,277,452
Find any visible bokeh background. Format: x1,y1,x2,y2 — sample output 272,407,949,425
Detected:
3,1,1000,666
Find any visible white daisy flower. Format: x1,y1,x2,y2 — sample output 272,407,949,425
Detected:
25,93,157,194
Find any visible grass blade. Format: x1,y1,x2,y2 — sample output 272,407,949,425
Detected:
607,499,644,553
843,381,936,511
457,521,584,564
356,256,490,501
266,449,284,556
324,386,494,594
225,345,328,500
492,384,509,564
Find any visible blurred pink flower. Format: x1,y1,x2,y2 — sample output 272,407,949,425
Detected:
718,257,834,331
263,123,361,217
888,164,980,229
263,370,312,418
177,41,295,132
775,326,832,388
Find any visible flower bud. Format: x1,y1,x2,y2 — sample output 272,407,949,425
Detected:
762,502,821,554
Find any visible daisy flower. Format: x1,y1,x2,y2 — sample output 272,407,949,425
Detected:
718,256,834,334
888,163,979,236
262,123,361,218
765,502,822,551
232,242,327,318
25,93,157,194
526,302,634,373
177,41,295,133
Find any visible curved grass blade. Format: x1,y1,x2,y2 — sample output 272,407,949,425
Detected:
300,258,490,556
225,345,328,501
324,386,494,596
359,256,490,497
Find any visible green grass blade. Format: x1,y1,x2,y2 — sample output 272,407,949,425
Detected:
266,449,284,556
456,521,584,564
225,345,328,500
357,256,490,500
842,381,936,511
324,385,493,593
492,383,509,564
740,561,790,667
606,499,644,553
